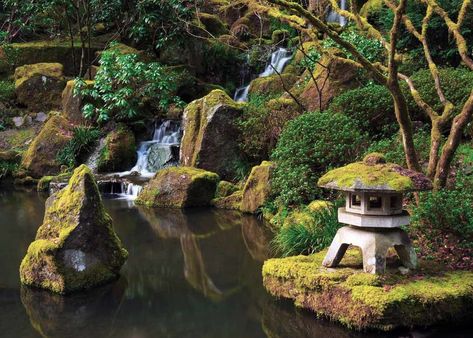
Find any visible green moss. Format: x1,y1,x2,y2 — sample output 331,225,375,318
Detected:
97,125,136,172
241,161,275,214
360,0,384,17
248,73,298,97
197,12,228,36
263,249,473,330
14,62,64,88
215,180,239,198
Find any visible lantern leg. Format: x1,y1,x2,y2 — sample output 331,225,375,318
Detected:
322,232,349,268
394,244,417,269
361,244,388,274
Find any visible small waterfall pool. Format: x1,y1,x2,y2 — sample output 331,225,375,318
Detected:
234,47,293,103
102,120,182,200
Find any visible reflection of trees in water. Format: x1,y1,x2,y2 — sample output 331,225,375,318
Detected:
20,279,127,338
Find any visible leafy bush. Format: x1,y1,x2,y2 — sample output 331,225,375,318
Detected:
376,0,473,67
366,129,432,166
272,203,342,257
77,45,183,123
0,80,14,102
404,68,473,119
57,126,100,168
271,110,368,205
329,84,397,139
301,27,384,70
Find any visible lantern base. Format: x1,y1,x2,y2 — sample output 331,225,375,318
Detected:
322,226,417,274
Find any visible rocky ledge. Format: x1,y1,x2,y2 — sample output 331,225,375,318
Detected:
262,249,473,331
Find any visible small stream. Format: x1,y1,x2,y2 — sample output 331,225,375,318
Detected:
0,189,469,337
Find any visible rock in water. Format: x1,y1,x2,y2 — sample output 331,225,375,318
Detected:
180,89,243,181
241,161,275,213
136,167,219,208
19,165,128,294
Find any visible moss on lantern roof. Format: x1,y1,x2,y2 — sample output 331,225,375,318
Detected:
318,153,432,192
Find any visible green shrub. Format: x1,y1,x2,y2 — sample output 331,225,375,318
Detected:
272,203,342,257
411,173,473,250
77,44,183,123
329,84,397,139
0,80,14,102
271,110,368,205
404,68,473,120
57,126,100,168
366,129,432,166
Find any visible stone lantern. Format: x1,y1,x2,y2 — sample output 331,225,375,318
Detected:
318,153,432,274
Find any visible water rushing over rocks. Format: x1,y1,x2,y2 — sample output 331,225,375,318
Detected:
234,48,293,103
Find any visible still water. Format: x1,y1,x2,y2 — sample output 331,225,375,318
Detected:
0,190,470,338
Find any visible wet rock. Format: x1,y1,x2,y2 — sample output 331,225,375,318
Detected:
136,166,219,208
21,115,73,178
14,63,66,111
180,89,243,181
19,165,128,294
147,143,179,172
97,125,136,173
241,161,275,213
248,73,299,97
211,191,243,210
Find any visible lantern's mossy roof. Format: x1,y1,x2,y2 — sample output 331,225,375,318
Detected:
318,153,432,192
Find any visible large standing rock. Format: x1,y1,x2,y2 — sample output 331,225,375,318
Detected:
297,54,359,111
97,125,137,173
21,115,72,178
241,161,275,213
19,165,128,294
14,63,66,111
136,167,219,208
248,73,299,97
62,79,94,124
180,89,243,181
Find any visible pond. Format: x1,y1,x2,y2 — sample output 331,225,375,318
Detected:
0,189,469,338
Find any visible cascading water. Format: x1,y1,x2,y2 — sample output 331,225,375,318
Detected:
327,0,347,26
234,47,293,103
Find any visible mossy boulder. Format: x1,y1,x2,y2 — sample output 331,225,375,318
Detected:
211,191,243,210
37,172,72,193
241,161,275,214
62,79,94,124
360,0,384,17
298,54,359,111
197,12,229,36
21,115,73,178
19,165,128,294
180,89,244,181
14,63,66,111
248,73,299,97
136,166,220,208
263,248,473,331
97,126,137,173
215,180,239,198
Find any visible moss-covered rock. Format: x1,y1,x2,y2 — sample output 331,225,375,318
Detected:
211,190,243,210
97,125,137,173
215,180,239,198
263,249,473,331
14,63,66,111
248,73,299,97
180,89,244,181
136,166,220,208
318,153,433,192
20,165,128,294
360,0,384,17
197,12,229,36
241,161,275,214
298,54,360,111
62,79,94,124
21,115,73,178
37,172,72,192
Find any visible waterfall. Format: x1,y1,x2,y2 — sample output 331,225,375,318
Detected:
98,180,143,200
233,47,293,103
327,0,347,26
120,120,182,178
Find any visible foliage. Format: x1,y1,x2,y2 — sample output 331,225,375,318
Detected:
271,110,368,205
0,160,19,178
272,202,342,257
77,45,183,123
376,0,473,67
0,80,15,102
404,67,473,119
329,84,397,139
300,27,384,70
57,126,100,168
366,129,432,166
128,0,195,49
411,173,473,252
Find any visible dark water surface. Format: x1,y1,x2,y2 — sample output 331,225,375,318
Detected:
0,190,470,338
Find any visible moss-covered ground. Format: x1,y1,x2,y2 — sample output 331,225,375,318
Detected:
263,248,473,331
